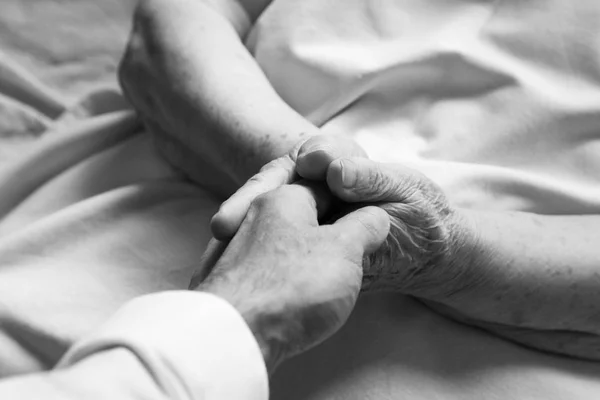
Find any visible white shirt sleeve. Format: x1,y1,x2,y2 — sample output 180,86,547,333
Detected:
0,291,269,400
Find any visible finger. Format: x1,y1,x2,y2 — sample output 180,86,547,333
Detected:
211,156,296,240
189,238,228,289
292,180,334,222
250,181,333,228
326,157,423,203
330,206,390,254
296,135,367,180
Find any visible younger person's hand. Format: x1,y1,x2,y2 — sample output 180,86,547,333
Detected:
195,183,389,372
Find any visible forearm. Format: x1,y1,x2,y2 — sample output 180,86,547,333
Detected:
450,211,600,331
120,0,319,188
432,210,600,359
320,157,600,359
424,302,600,361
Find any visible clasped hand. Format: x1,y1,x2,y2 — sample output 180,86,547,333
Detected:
194,135,470,373
211,135,465,298
194,180,390,372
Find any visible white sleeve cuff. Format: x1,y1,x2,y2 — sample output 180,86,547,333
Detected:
56,291,269,400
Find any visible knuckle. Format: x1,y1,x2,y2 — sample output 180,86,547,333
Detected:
250,191,272,212
371,165,388,189
250,185,303,217
335,232,365,262
276,184,303,198
350,162,392,196
245,173,267,187
362,163,409,200
251,189,288,216
353,214,380,243
246,195,271,224
258,157,283,173
336,230,355,248
276,185,315,209
268,186,298,208
259,155,295,175
258,159,279,173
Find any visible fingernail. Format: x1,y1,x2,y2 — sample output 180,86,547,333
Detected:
341,161,357,188
299,146,326,162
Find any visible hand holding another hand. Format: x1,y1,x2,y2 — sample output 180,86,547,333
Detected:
194,183,390,372
205,134,600,362
322,157,465,297
210,135,367,239
212,134,465,298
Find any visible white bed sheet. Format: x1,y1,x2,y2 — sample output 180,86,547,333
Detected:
1,1,600,399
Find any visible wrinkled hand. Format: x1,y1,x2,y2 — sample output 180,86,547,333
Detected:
322,158,600,362
323,157,466,297
210,135,367,239
194,183,390,372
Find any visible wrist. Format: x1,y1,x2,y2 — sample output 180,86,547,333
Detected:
235,306,289,373
362,196,467,294
195,279,289,373
432,207,483,298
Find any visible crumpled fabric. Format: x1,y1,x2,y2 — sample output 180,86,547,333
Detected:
1,0,600,399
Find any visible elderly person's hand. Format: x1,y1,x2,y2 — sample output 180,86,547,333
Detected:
323,156,600,361
322,157,461,295
193,183,390,372
119,0,367,199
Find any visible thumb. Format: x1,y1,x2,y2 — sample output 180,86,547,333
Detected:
326,157,422,203
296,135,367,180
331,206,390,254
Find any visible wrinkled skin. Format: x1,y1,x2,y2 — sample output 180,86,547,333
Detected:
214,140,600,361
211,137,460,296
